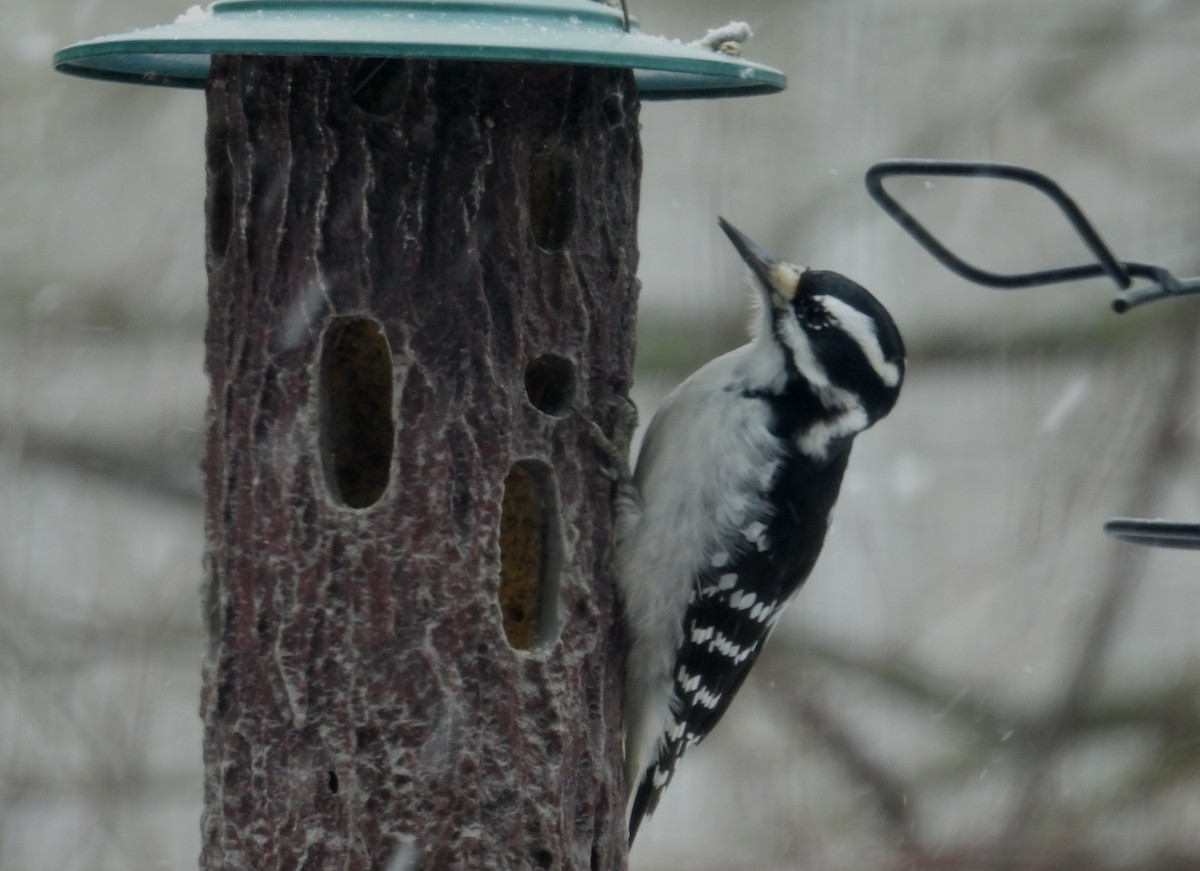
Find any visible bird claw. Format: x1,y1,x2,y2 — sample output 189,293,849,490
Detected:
575,395,638,483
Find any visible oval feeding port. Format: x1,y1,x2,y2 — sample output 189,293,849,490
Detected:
528,149,577,253
206,137,233,261
319,317,395,509
498,462,563,653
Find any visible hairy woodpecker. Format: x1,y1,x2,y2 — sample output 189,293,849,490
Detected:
617,218,905,843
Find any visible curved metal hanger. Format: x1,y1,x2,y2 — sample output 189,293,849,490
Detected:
866,158,1200,550
865,159,1200,313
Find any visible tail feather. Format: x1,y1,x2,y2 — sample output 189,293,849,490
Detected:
627,776,653,845
625,739,682,845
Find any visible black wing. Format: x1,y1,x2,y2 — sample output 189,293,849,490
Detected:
628,448,852,842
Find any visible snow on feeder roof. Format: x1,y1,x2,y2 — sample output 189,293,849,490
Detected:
52,0,787,100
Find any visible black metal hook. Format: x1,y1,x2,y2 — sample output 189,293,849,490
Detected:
865,158,1200,551
864,159,1200,313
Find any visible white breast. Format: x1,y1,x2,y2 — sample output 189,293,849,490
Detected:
617,340,786,798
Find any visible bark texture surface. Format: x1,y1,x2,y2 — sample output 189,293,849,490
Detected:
200,54,641,871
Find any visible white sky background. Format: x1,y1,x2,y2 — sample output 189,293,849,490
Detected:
3,1,1200,869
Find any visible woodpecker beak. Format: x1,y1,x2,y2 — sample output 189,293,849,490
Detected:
718,217,801,303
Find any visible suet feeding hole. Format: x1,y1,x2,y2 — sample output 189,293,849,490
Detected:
528,149,577,252
319,316,395,509
524,354,575,417
498,461,563,653
601,92,625,127
349,58,410,116
206,140,233,260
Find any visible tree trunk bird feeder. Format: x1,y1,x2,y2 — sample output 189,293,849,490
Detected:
54,2,784,867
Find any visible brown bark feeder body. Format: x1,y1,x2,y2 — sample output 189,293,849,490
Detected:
200,56,641,869
51,3,786,867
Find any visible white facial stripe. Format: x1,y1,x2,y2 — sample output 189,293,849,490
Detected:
776,313,871,435
818,296,902,388
775,314,831,390
797,402,869,460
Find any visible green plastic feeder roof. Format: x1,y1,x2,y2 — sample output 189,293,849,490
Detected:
52,0,786,100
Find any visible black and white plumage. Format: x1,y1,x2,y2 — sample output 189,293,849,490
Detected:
617,218,905,843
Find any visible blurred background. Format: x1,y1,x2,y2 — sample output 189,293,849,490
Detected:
3,1,1200,868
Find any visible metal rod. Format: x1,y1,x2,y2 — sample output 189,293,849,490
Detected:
866,159,1200,552
1104,518,1200,550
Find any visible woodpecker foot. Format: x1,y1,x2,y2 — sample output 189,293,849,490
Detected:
575,395,638,484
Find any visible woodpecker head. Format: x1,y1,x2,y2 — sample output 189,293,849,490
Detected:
719,218,905,444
